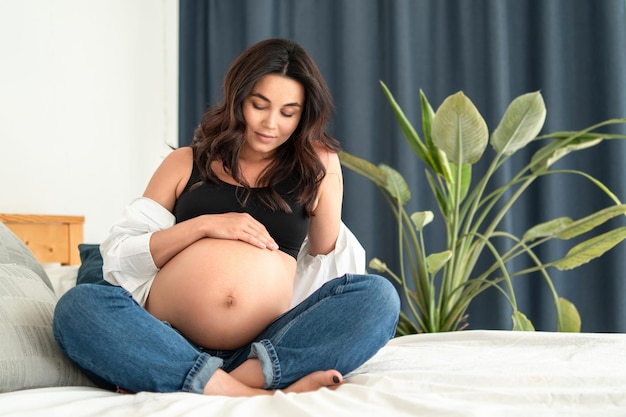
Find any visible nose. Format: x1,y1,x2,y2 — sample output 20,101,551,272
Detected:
262,111,278,129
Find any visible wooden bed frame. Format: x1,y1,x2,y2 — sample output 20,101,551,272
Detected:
0,213,84,265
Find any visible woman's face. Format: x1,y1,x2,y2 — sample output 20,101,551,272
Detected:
241,74,304,159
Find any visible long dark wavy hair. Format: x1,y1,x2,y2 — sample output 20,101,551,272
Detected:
190,38,341,215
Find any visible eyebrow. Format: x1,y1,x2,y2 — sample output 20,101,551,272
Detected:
250,92,302,108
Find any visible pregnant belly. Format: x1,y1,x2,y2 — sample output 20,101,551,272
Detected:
145,238,297,349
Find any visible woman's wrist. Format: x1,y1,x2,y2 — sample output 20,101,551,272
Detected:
194,214,213,239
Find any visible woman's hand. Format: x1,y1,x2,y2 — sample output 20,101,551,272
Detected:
199,212,279,250
146,212,277,270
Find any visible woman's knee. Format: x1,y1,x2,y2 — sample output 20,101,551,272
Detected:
54,285,96,333
359,273,399,304
53,284,124,345
348,273,400,321
55,284,106,321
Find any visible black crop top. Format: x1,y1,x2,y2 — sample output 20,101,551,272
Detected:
173,160,310,259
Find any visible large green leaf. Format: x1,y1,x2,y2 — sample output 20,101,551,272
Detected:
380,164,411,205
522,217,573,241
491,92,546,155
554,226,626,270
555,205,626,240
380,82,437,171
339,151,387,188
544,130,625,141
431,92,489,164
530,136,603,174
557,297,581,332
420,89,436,150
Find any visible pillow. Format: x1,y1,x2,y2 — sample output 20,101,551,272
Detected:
76,244,106,285
0,222,53,290
0,263,95,392
43,263,80,297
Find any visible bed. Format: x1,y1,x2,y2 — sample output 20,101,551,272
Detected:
2,214,626,417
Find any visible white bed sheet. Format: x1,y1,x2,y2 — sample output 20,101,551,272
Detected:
2,329,626,417
6,265,624,416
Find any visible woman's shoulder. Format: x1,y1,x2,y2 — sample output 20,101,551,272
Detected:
312,142,340,174
166,146,193,164
312,141,337,161
157,147,195,177
143,147,194,211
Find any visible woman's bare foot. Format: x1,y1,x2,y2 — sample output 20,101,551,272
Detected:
203,369,343,397
283,370,343,394
203,369,268,396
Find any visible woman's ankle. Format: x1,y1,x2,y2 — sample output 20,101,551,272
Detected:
228,358,266,388
203,369,270,396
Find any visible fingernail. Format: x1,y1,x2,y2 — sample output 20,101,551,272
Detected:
332,375,340,383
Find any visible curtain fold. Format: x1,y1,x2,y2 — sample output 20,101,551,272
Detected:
179,0,626,332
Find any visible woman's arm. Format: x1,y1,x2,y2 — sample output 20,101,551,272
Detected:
306,147,343,256
143,148,279,268
100,196,174,298
140,147,208,268
101,148,280,299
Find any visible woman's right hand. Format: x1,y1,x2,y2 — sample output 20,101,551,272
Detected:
147,212,278,270
199,212,279,250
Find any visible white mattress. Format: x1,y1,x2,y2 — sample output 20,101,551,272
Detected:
2,329,626,417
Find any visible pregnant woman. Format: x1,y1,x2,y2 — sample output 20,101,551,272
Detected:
53,38,400,397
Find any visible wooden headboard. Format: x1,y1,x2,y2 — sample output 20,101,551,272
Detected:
0,213,84,265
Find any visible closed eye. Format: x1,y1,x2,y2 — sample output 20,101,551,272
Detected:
251,101,296,118
250,93,302,113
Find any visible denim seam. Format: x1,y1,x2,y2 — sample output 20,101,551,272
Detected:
182,352,224,393
275,297,329,346
249,340,281,389
270,275,350,346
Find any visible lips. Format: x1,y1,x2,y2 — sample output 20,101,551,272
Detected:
255,132,275,143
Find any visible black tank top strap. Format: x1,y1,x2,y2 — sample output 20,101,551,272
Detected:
181,159,202,194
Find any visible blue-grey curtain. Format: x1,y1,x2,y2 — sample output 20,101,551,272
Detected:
179,0,626,332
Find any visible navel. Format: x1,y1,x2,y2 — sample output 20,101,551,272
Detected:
225,295,235,308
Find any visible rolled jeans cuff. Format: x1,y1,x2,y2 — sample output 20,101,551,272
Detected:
249,340,280,389
183,353,224,393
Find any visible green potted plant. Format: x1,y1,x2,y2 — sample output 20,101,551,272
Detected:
340,82,626,335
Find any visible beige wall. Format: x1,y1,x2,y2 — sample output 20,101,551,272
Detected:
0,0,179,243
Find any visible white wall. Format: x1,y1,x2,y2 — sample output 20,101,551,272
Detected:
0,0,179,243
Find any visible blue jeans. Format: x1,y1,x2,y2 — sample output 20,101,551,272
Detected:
53,274,400,393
